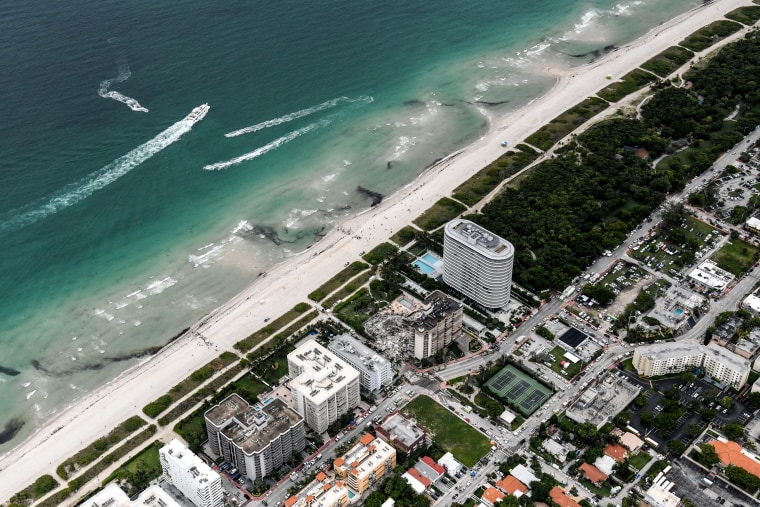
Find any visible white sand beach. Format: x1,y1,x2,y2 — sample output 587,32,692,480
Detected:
0,0,754,500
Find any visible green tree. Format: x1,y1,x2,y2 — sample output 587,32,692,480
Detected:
667,440,686,456
723,423,745,441
696,443,720,468
684,424,704,438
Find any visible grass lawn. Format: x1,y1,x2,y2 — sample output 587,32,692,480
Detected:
596,68,658,103
548,346,583,378
684,216,719,248
323,271,374,308
628,451,652,471
104,440,163,489
524,96,608,151
413,197,467,231
640,46,694,77
403,395,491,467
362,242,399,265
679,20,743,52
308,261,369,302
726,5,760,25
451,148,539,206
711,238,760,276
390,226,420,247
233,302,314,352
580,478,612,497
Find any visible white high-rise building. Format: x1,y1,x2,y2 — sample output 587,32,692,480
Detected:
328,334,394,392
443,219,514,309
159,439,223,507
288,339,361,434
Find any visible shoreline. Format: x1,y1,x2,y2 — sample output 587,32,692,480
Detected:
0,0,755,499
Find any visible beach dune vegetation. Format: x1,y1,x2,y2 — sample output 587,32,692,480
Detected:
640,46,695,77
679,20,743,52
524,96,609,151
308,261,369,302
413,197,467,231
596,68,659,102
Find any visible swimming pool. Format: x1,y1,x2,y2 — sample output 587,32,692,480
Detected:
413,260,435,275
422,252,442,266
263,397,274,405
674,308,683,316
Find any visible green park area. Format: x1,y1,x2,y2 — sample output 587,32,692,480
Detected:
711,238,760,277
403,395,491,467
640,46,694,78
548,346,584,378
596,68,658,103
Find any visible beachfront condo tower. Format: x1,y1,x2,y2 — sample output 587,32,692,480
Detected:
159,439,224,507
443,219,514,309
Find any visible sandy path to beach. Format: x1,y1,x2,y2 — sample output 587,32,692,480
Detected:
0,0,754,500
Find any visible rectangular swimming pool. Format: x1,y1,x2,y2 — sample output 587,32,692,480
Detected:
422,252,442,265
413,260,435,275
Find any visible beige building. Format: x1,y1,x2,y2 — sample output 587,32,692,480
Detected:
288,340,361,434
632,340,750,388
411,290,463,359
205,394,305,481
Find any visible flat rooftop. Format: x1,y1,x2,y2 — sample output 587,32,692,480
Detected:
205,394,302,455
445,219,514,260
161,438,219,483
335,433,395,480
636,338,702,361
408,290,461,332
288,340,359,405
329,334,389,371
705,342,751,372
378,413,425,446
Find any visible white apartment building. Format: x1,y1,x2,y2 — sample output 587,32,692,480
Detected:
86,483,181,507
159,439,223,507
288,339,360,434
632,339,750,388
205,394,305,481
443,219,514,309
328,334,394,392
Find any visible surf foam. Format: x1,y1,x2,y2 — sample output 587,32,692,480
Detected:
0,105,208,234
224,95,372,137
98,64,149,112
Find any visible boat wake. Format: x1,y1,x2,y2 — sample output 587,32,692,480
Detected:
225,95,372,137
205,118,330,171
98,64,149,112
0,105,209,234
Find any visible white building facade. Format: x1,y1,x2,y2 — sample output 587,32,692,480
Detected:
328,334,394,392
159,439,223,507
288,339,361,434
443,219,514,309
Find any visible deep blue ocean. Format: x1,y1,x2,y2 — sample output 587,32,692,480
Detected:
0,0,701,454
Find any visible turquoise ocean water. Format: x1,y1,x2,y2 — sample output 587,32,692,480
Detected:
0,0,701,454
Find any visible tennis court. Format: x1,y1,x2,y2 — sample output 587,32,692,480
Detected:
485,364,552,415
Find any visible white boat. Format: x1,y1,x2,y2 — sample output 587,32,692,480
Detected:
186,103,210,122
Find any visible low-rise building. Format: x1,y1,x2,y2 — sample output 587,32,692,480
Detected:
644,471,681,507
375,413,428,453
159,439,223,507
710,438,760,479
333,433,396,495
495,475,527,497
542,439,569,462
745,216,760,236
688,260,735,294
328,335,394,392
283,475,349,507
604,444,628,463
619,431,644,453
414,456,445,483
288,339,361,434
579,463,608,486
205,394,305,481
550,486,581,507
593,455,617,476
509,464,538,488
742,292,760,317
402,468,430,494
481,487,506,507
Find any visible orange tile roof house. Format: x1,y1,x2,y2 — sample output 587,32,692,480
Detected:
481,487,505,507
710,439,760,479
579,463,608,486
495,475,527,496
604,443,628,463
550,487,581,507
